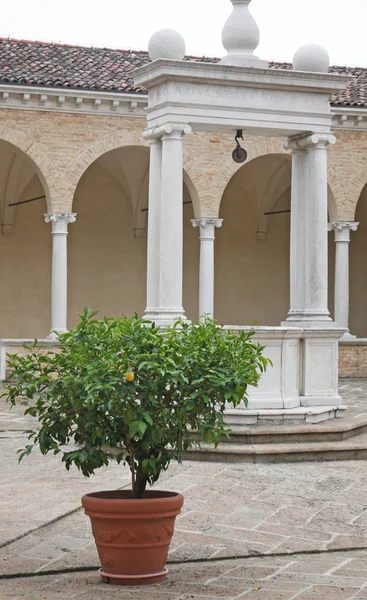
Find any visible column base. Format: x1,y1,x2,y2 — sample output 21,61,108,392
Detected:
300,394,344,407
339,331,357,341
144,308,188,327
282,312,335,329
143,310,158,321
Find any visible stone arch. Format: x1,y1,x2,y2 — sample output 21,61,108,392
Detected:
0,123,52,209
60,129,148,212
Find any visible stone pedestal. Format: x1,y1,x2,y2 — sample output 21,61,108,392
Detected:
45,212,76,337
224,326,345,423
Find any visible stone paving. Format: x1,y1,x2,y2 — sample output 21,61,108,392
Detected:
2,381,367,598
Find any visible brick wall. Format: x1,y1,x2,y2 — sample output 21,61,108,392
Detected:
0,108,366,217
339,343,367,378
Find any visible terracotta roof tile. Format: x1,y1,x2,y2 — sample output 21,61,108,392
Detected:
0,38,366,107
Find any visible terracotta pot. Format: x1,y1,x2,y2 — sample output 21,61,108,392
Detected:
82,490,184,585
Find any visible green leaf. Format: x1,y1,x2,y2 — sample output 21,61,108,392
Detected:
203,429,215,444
138,421,148,436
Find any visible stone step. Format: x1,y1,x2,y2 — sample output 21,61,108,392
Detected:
185,431,367,463
221,417,367,444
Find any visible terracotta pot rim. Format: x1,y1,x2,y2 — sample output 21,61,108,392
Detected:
82,490,184,516
83,490,182,501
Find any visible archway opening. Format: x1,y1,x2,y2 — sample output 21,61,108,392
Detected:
350,181,367,337
215,154,291,326
69,146,199,326
0,140,50,337
215,153,337,326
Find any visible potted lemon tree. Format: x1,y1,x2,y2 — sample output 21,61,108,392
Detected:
3,311,269,586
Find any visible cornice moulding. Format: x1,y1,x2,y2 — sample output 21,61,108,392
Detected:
132,59,350,95
0,84,147,118
0,84,366,129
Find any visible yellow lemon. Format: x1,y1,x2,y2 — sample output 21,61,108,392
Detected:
125,372,135,383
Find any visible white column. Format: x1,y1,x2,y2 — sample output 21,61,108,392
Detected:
328,221,359,338
143,124,191,325
144,138,162,320
45,212,76,337
283,133,336,328
191,218,223,318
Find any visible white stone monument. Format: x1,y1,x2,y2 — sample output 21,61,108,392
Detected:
133,0,350,423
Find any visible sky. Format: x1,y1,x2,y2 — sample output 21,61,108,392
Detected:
0,0,366,67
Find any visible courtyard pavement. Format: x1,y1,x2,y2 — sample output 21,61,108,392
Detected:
2,381,367,598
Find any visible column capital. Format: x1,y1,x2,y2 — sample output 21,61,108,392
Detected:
45,212,77,234
192,218,223,239
284,132,336,152
143,123,192,141
328,221,359,242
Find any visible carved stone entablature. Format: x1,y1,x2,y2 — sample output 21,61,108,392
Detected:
0,85,147,119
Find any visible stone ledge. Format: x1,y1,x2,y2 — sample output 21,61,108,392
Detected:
225,406,346,425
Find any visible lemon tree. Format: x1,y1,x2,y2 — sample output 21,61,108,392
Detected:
3,311,270,499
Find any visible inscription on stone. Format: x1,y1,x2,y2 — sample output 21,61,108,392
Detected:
149,83,329,111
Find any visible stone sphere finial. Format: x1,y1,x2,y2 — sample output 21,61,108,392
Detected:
221,0,267,68
148,29,186,62
293,43,330,73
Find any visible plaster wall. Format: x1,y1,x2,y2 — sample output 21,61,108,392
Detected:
0,176,50,338
350,183,367,338
216,181,291,326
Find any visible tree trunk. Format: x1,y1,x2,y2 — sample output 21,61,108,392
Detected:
132,471,148,499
